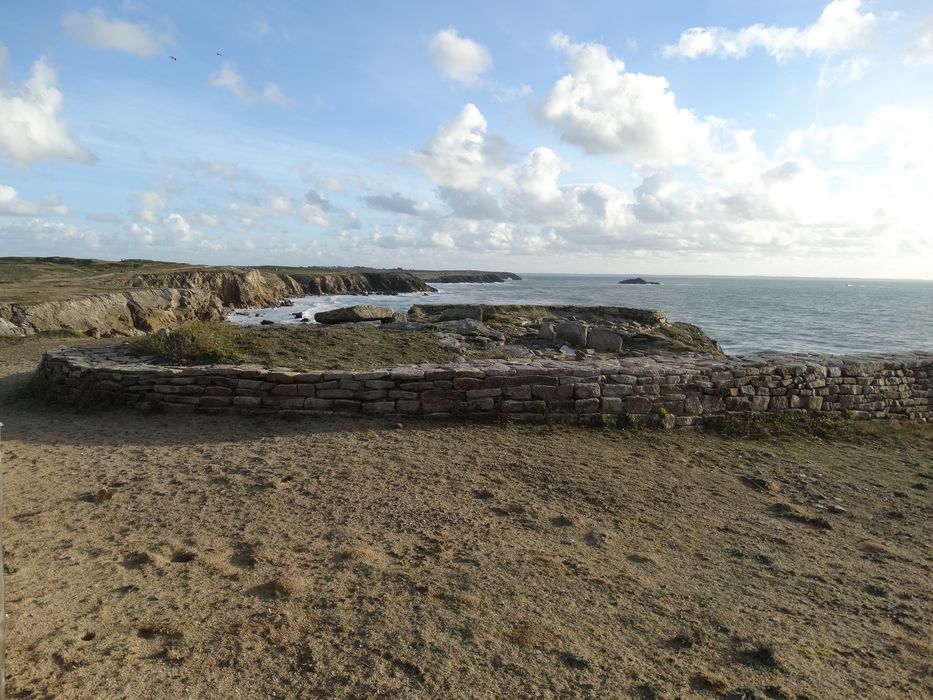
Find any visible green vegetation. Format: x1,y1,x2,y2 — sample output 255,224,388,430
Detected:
719,410,868,439
132,322,457,370
0,256,195,305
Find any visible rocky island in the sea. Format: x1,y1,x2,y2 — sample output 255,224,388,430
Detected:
618,277,660,285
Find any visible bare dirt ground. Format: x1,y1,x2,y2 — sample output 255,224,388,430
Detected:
1,336,931,699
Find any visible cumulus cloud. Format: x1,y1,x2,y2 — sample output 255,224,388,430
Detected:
136,190,167,224
0,185,68,216
61,8,167,57
363,193,430,216
541,35,724,166
0,46,94,165
412,103,512,188
371,224,420,248
803,106,933,168
209,61,289,105
229,189,331,227
404,101,929,264
127,213,220,252
190,212,221,228
0,218,102,248
427,28,492,84
664,0,875,61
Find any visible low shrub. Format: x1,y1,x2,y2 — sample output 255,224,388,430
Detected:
133,323,237,365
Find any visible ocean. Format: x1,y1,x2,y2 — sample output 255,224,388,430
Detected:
227,274,933,355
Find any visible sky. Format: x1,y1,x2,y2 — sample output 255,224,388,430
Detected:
1,1,932,278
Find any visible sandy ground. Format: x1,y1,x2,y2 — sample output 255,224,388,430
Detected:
1,336,931,699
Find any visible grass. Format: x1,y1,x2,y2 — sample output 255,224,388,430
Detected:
719,409,865,439
131,322,457,369
0,257,196,305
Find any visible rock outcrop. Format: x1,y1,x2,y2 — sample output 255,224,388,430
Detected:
297,272,436,296
0,268,298,338
409,304,723,356
0,261,520,338
314,305,396,324
129,269,304,308
0,288,225,338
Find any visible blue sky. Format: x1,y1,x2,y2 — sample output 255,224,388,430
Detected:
2,1,932,277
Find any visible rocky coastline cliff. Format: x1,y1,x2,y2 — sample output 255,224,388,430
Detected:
0,261,518,338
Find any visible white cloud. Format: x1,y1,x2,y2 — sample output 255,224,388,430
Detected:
209,61,289,106
61,8,166,58
0,46,94,165
804,106,933,168
371,224,419,248
906,18,933,67
412,103,512,188
229,189,331,228
0,185,68,216
427,28,492,84
402,101,931,267
665,0,875,61
0,218,102,248
127,213,220,251
363,192,430,216
136,190,167,223
541,35,721,166
190,212,221,228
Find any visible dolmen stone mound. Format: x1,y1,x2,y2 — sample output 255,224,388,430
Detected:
314,304,396,324
618,277,660,285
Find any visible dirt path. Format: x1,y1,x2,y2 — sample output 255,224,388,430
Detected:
1,337,931,698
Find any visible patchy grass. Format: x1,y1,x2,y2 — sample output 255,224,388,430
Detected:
131,322,457,369
718,409,897,440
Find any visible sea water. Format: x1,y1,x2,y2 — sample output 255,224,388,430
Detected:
227,274,933,355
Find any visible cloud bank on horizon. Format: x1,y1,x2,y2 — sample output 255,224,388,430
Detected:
1,0,932,278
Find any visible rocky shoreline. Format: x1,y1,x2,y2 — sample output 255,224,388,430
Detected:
0,265,521,338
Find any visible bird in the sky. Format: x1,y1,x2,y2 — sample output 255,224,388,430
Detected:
170,55,177,61
216,52,222,56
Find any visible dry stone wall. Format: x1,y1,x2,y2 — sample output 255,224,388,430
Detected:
37,346,932,426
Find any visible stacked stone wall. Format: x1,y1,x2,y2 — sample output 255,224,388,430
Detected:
37,346,932,426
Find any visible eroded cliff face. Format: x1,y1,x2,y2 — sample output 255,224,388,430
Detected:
129,269,304,308
0,269,300,338
300,272,436,296
0,288,225,338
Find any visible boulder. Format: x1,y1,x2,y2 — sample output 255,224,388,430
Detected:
433,319,504,339
439,306,484,321
586,327,623,352
314,304,395,324
380,321,427,331
555,320,588,348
